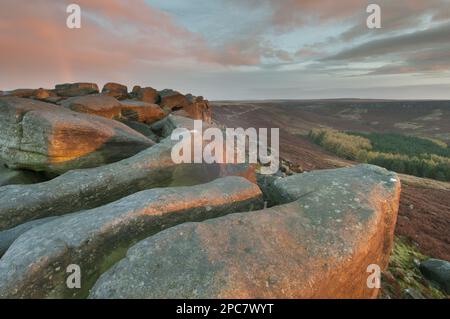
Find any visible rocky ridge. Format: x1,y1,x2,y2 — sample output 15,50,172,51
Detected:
0,82,402,299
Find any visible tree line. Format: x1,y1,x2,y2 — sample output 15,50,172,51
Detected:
309,128,450,181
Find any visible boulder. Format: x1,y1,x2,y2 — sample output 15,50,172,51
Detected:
0,216,58,257
0,116,256,231
0,177,263,298
0,97,154,174
61,94,123,119
32,88,52,100
0,163,47,187
131,86,159,104
119,100,166,124
4,89,35,98
54,83,99,97
419,259,450,294
119,119,160,142
183,97,212,123
101,82,128,100
159,89,190,111
90,165,401,299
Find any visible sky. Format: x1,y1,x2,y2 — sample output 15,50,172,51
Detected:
1,0,449,100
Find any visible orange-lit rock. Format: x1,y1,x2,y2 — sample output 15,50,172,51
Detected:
0,97,153,174
61,94,123,119
90,165,401,299
0,116,255,231
131,86,159,104
159,89,190,111
102,82,129,100
120,100,166,124
54,82,99,97
0,177,263,298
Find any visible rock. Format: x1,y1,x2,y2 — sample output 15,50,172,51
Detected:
0,177,263,298
119,119,160,142
101,82,128,100
32,88,51,100
4,89,35,98
183,97,212,123
90,164,401,299
419,259,450,293
159,89,189,111
0,216,59,257
0,116,256,231
131,86,159,104
54,83,99,97
0,97,154,174
119,100,166,124
404,288,425,299
0,163,47,187
61,94,123,119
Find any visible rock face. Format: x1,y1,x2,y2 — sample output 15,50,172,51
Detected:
0,116,255,231
159,89,190,111
90,165,401,299
0,216,58,257
101,82,128,100
119,100,166,124
0,162,47,187
54,83,99,97
0,177,263,298
131,86,159,104
175,96,212,123
419,259,450,294
0,97,154,174
61,94,123,119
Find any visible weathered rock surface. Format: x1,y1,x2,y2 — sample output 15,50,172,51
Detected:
159,89,190,111
419,259,450,294
2,89,36,98
54,83,99,97
119,100,166,124
90,165,401,299
0,116,255,231
32,88,55,100
101,82,128,100
0,216,58,257
0,177,263,298
131,86,159,104
0,98,154,174
61,94,123,119
0,165,46,187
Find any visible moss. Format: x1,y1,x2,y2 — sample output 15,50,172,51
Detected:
381,236,447,299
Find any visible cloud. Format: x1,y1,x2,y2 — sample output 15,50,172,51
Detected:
324,22,450,61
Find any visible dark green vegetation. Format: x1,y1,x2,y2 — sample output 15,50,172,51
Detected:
309,129,450,181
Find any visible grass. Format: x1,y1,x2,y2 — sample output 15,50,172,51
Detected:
380,236,448,299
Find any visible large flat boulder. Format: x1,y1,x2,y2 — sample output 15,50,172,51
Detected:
131,86,159,104
0,97,154,174
90,165,401,299
0,116,256,231
159,89,190,111
54,83,99,97
0,177,263,298
119,100,166,124
60,94,123,119
101,82,128,100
